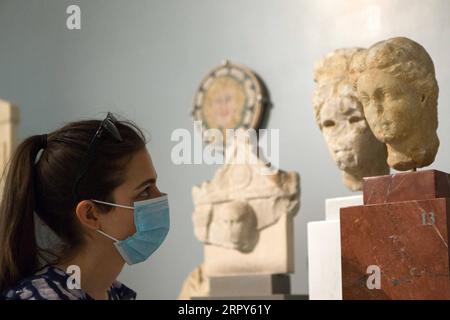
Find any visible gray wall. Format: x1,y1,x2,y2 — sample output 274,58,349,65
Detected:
0,0,449,299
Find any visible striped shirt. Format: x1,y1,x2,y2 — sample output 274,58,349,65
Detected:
3,265,136,300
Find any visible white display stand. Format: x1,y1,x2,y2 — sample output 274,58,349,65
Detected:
307,195,363,300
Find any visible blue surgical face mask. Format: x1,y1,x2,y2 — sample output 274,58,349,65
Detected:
93,194,170,265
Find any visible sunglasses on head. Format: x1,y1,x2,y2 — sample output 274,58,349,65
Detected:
72,112,123,202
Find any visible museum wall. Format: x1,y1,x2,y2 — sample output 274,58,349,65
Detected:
0,0,449,299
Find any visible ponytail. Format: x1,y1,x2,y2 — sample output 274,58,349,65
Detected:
0,135,45,293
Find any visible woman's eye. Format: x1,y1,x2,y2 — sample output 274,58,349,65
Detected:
138,186,153,199
322,119,335,128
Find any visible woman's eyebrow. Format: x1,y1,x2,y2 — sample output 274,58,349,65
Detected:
134,177,157,191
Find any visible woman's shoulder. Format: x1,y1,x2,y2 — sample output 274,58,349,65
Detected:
3,266,86,300
110,280,137,300
3,265,136,300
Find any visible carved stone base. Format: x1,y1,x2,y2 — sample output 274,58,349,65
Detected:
204,214,294,276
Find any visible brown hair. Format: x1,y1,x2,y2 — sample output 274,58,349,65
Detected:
0,115,146,293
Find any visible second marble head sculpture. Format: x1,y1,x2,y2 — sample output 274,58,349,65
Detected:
313,48,389,191
350,37,439,171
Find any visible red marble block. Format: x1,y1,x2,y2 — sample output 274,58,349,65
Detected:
341,170,450,300
363,170,450,205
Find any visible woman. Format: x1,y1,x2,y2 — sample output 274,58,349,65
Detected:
0,113,170,300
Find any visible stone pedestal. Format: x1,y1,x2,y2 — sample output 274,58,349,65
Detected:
307,195,363,300
209,274,290,297
340,170,450,300
192,273,307,300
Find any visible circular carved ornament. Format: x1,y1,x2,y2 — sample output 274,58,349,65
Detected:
192,61,267,143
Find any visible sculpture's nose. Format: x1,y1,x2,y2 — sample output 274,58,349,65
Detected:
375,103,384,114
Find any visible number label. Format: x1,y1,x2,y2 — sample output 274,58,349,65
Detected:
421,212,435,225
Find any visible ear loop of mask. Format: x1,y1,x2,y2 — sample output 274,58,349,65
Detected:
91,199,134,210
96,229,120,242
91,199,134,242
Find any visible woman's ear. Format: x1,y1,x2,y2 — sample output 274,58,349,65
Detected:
75,200,101,231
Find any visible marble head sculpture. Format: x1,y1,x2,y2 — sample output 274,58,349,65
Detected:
313,48,389,191
192,134,300,253
350,37,439,171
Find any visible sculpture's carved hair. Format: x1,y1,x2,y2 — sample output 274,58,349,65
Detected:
312,48,364,130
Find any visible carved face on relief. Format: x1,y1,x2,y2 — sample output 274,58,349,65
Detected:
208,201,258,253
356,69,424,143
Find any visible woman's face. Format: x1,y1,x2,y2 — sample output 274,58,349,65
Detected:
97,148,162,242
